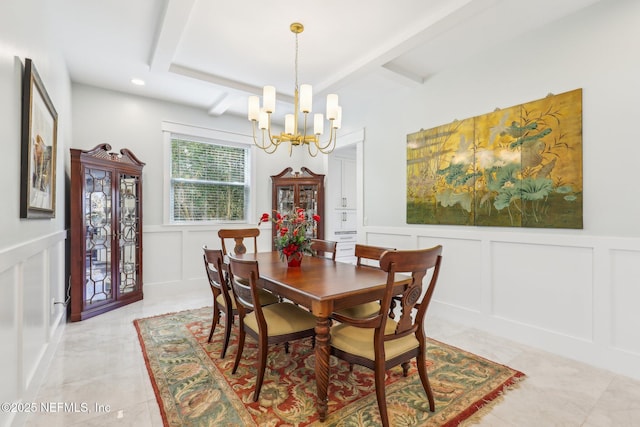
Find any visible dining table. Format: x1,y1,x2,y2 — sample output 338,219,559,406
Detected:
233,251,411,422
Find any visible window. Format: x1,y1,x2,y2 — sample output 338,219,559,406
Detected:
169,135,250,223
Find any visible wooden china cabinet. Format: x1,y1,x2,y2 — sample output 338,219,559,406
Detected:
270,167,325,249
69,144,145,321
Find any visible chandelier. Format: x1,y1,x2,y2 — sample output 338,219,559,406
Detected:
248,23,342,156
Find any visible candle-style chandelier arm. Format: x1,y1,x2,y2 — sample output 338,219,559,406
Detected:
316,124,338,151
250,119,281,154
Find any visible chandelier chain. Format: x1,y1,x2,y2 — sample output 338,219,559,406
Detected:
294,32,299,93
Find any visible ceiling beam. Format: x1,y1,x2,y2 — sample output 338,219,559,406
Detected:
169,63,295,104
148,0,197,71
207,93,237,117
380,62,426,86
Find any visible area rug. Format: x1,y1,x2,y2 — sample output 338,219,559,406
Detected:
134,307,524,426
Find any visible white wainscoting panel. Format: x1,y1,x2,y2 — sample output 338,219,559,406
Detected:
0,267,18,418
611,248,640,354
22,252,47,390
0,231,67,427
50,241,66,329
365,232,414,250
186,231,214,283
143,229,184,285
491,241,594,340
425,236,483,313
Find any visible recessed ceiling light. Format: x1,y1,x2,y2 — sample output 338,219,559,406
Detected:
131,78,145,86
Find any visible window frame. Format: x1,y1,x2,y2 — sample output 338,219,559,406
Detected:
162,121,256,225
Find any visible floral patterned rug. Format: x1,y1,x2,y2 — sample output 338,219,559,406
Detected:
134,307,524,426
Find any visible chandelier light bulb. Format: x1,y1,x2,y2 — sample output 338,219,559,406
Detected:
285,114,294,134
248,96,260,121
263,86,276,113
314,114,324,135
326,94,339,120
299,84,312,113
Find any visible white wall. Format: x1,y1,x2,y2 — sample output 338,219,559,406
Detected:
0,1,72,426
337,0,640,379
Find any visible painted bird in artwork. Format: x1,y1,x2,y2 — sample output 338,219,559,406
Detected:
501,121,538,138
509,128,552,149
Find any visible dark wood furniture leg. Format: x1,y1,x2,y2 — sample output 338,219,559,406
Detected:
314,316,331,421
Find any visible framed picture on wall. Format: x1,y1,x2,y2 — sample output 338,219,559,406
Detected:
20,58,58,219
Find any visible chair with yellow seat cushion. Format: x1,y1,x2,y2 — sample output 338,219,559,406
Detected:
227,255,317,402
330,246,443,427
332,244,394,319
202,246,278,359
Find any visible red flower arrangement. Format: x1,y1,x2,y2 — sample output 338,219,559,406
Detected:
259,208,320,262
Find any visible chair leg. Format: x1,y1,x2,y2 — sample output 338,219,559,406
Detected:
417,356,435,412
208,301,220,343
253,336,268,402
220,310,233,359
401,361,411,377
232,326,245,374
374,359,390,427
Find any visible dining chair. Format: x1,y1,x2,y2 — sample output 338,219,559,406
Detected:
202,246,278,359
311,238,337,261
218,228,260,255
227,255,317,402
330,245,443,427
332,244,394,319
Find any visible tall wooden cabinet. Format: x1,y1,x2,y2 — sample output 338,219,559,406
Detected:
270,167,325,249
70,144,145,321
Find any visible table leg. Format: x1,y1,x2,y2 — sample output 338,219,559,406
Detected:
314,316,331,421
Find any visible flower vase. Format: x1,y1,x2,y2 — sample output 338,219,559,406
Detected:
286,252,303,268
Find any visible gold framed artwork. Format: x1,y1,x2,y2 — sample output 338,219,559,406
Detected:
20,58,58,219
407,89,582,229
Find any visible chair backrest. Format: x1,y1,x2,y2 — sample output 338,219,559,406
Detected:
311,239,337,261
355,244,394,268
218,228,260,255
227,255,263,317
202,246,230,301
377,246,443,341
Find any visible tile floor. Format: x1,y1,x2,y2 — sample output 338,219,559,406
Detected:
23,283,640,427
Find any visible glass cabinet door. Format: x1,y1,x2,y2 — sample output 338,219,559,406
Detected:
84,168,113,308
118,174,141,296
299,184,319,238
276,185,295,213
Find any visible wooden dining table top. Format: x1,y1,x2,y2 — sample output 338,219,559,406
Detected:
233,251,410,316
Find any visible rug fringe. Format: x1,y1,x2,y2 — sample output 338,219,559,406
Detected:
457,373,526,426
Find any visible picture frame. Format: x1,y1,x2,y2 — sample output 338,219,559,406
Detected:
20,58,58,219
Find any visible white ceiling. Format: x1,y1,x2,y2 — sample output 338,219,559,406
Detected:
52,0,601,121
